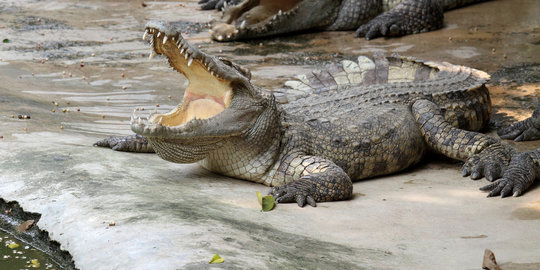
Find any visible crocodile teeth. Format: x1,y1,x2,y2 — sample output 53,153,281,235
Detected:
158,117,163,125
217,35,223,41
278,10,282,16
157,32,161,38
184,53,189,60
142,30,149,40
149,51,156,60
211,71,214,76
240,20,246,29
180,48,185,54
187,57,193,67
162,35,168,44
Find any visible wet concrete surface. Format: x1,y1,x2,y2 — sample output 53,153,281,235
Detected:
0,0,539,269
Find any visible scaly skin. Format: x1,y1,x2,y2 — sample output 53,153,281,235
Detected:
95,22,539,207
205,0,488,41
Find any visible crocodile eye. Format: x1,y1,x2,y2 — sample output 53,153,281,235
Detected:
218,56,252,80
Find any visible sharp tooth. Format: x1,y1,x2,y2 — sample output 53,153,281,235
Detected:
157,32,161,38
217,35,223,41
227,34,231,39
149,51,156,60
187,57,193,67
158,117,163,125
278,10,282,16
143,30,149,40
163,35,168,44
211,71,214,76
240,20,246,29
184,53,188,60
138,117,143,125
180,48,185,54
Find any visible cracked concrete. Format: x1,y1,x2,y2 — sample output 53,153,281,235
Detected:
0,0,539,269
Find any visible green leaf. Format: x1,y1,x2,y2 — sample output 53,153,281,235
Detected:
209,254,224,264
261,195,275,212
256,191,263,205
2,38,9,43
8,243,19,249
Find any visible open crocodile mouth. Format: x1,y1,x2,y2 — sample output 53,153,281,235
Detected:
132,24,233,136
211,0,303,41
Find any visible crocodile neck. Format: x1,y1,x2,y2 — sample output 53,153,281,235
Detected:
199,95,283,184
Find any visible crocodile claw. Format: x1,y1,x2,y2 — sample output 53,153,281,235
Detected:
479,151,537,198
198,0,241,10
498,118,540,142
462,143,514,182
269,179,318,208
94,134,154,153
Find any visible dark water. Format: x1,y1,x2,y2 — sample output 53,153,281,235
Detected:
0,230,61,270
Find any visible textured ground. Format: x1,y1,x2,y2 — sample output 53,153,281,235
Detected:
0,0,539,269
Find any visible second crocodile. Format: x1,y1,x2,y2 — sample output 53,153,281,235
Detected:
95,22,540,207
204,0,489,41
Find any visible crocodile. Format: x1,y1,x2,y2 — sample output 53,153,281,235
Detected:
199,0,488,41
95,22,540,207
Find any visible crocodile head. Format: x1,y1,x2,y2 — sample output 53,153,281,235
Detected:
210,0,340,41
132,21,267,163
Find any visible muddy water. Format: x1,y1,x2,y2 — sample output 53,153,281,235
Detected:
0,230,62,269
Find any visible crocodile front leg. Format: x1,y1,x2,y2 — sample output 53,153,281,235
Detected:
355,0,444,40
411,99,539,197
94,134,154,153
269,155,353,207
498,101,540,141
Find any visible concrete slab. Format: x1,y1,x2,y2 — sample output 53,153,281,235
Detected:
0,0,539,269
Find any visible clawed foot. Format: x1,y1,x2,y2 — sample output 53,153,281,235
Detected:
498,118,540,142
269,177,318,208
94,134,154,153
355,15,407,40
479,152,536,197
462,143,514,182
198,0,241,10
354,0,443,40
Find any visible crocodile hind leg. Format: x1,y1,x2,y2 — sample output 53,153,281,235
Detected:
498,101,540,141
411,99,539,197
268,155,353,207
355,0,444,40
94,134,154,153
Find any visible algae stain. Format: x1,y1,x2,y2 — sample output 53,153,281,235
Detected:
512,201,540,220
